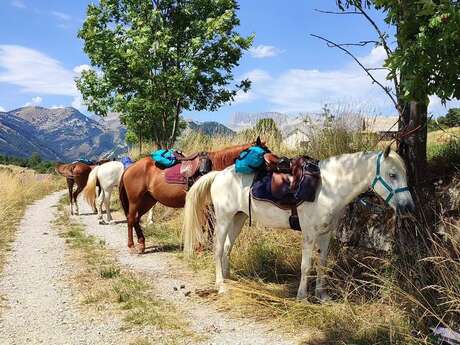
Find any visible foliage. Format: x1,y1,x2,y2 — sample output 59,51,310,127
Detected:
0,154,56,173
77,0,253,147
336,0,460,104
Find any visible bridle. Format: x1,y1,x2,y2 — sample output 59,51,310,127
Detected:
371,151,410,204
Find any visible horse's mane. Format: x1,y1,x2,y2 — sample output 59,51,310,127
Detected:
208,143,252,170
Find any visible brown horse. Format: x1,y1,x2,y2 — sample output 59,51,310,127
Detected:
55,159,110,215
119,138,267,253
56,162,94,215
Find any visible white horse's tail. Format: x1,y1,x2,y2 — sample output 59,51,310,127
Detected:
84,165,99,209
183,171,220,256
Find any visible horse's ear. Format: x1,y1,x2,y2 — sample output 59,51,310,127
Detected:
256,136,262,146
384,145,391,159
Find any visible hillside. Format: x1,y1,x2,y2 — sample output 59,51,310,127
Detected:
0,107,127,161
186,120,235,136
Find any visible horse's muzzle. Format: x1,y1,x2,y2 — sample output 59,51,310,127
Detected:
396,199,415,215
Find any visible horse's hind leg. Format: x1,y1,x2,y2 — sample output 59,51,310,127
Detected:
133,197,155,254
73,182,85,215
222,212,247,279
67,178,74,215
96,189,105,220
315,232,332,301
104,187,113,223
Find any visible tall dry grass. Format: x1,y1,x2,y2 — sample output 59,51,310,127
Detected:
0,166,63,270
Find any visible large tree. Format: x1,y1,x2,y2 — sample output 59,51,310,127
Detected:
77,0,252,147
315,0,460,326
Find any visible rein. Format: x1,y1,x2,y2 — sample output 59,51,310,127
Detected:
370,152,410,204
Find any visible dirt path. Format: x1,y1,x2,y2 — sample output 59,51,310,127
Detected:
0,191,138,345
77,200,297,345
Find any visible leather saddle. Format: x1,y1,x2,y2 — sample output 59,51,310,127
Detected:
165,151,212,188
251,153,320,230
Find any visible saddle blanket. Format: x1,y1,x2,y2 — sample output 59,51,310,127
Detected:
121,157,134,170
251,171,319,209
164,163,187,185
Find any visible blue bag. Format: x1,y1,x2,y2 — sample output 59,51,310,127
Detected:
121,156,134,170
151,149,177,168
235,146,267,174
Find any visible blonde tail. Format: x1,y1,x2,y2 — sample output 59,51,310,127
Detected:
84,166,99,209
183,171,220,256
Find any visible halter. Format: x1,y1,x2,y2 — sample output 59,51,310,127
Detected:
371,152,410,204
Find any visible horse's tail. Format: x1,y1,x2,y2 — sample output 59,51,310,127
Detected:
118,172,129,218
84,165,99,208
183,171,220,256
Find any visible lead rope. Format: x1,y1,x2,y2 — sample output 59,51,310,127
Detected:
248,189,252,226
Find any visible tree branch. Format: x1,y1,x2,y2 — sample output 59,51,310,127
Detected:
314,9,360,15
329,40,380,47
311,33,401,114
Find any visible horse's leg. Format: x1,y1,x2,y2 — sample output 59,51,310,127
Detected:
315,232,332,301
96,189,105,220
72,182,84,215
222,212,246,279
133,197,155,254
214,213,233,294
104,187,113,223
67,178,74,215
297,231,315,300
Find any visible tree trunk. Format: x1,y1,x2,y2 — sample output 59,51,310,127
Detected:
394,100,438,328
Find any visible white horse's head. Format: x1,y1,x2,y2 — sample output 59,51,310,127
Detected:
371,146,415,215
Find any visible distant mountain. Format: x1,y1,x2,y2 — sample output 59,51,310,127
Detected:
0,106,127,161
186,120,235,136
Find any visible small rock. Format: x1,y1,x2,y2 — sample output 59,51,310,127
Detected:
173,287,178,291
184,291,191,297
180,284,185,289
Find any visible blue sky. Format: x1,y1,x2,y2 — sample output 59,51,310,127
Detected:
0,0,457,123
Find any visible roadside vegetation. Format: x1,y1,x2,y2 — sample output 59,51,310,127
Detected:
54,198,193,345
0,165,63,272
0,153,57,173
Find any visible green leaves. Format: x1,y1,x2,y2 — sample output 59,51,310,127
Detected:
77,0,252,147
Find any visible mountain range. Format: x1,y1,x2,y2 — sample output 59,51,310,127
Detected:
0,106,127,161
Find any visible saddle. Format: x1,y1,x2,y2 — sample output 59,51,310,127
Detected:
251,153,320,230
164,151,212,188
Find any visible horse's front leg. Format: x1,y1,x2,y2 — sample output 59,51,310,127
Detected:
315,232,332,301
297,232,315,300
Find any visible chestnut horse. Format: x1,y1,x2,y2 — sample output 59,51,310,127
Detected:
56,159,109,215
56,162,93,215
119,138,267,253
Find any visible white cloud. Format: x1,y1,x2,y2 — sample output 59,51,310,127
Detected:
234,90,257,104
11,0,26,9
0,105,6,112
51,11,71,21
24,96,43,106
240,46,399,114
249,45,283,59
240,69,272,83
0,45,88,111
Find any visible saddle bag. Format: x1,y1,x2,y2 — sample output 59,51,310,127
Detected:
235,146,267,174
151,149,178,168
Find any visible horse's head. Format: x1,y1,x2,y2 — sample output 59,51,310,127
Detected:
371,146,415,215
253,136,271,153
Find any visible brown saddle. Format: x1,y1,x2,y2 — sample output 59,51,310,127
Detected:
164,151,212,188
250,153,320,230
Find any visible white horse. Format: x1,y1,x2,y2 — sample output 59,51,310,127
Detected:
84,161,124,223
183,148,415,300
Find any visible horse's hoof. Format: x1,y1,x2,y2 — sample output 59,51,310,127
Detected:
128,246,137,254
136,244,145,254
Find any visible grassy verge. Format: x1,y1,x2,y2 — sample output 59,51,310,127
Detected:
0,166,63,271
144,205,420,344
54,198,193,345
